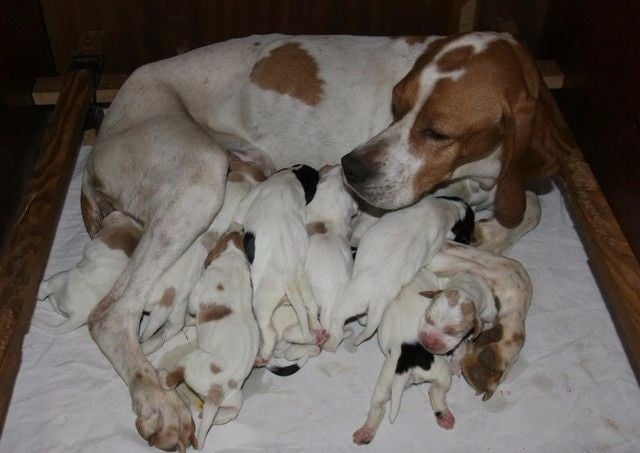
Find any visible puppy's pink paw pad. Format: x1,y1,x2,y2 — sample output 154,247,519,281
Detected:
254,357,268,367
353,426,376,445
313,329,329,347
436,410,455,430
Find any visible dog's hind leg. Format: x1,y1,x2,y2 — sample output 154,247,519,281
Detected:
87,123,228,451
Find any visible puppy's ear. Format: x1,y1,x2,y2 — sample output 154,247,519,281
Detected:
420,290,443,299
159,368,184,390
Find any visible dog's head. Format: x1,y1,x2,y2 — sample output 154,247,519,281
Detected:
342,32,568,227
418,288,482,354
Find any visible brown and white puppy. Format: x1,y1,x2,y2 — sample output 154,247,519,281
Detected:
418,271,496,355
35,211,142,334
353,267,454,446
82,32,566,448
426,241,533,400
160,226,258,450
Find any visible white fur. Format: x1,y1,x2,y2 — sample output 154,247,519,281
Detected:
160,226,258,450
304,165,358,329
352,267,454,445
237,167,320,364
325,196,468,350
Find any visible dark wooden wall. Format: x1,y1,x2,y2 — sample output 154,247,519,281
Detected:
41,0,476,74
541,0,640,260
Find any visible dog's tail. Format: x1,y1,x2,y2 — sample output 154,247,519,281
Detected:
284,279,311,341
31,315,86,335
389,372,410,423
266,363,301,376
266,344,317,376
197,400,220,450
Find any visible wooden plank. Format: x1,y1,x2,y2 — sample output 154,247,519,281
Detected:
33,73,127,105
0,32,103,435
544,86,640,380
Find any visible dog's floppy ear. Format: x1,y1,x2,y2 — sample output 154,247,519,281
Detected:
494,42,565,228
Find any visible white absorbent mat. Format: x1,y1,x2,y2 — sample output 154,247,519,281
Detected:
2,145,639,453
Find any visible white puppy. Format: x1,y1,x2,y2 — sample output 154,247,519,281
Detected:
325,196,474,350
141,159,265,354
238,165,323,365
160,226,258,450
304,165,358,330
35,211,142,334
352,267,454,446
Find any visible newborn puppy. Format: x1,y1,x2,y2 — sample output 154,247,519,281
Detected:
353,267,454,446
325,196,473,351
160,226,258,450
34,211,142,334
238,164,322,365
141,159,265,354
418,271,496,355
304,165,358,330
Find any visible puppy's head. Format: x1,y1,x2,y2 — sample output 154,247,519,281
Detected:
418,288,482,354
342,32,567,227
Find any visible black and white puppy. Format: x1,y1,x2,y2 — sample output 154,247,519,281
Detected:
237,164,323,365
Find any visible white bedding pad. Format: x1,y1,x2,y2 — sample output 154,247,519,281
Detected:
2,145,639,453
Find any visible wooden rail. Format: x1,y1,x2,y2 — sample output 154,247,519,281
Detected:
0,31,105,435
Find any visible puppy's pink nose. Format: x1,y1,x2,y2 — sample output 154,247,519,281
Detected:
420,332,446,353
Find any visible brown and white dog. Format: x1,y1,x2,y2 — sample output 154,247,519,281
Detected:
83,32,568,449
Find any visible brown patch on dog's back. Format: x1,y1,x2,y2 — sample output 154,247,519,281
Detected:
165,367,185,388
474,323,504,347
205,231,244,267
228,379,238,389
420,290,442,299
306,221,327,236
158,287,176,307
250,42,324,106
198,303,233,323
210,362,222,374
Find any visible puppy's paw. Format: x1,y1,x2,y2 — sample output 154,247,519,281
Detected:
313,328,329,347
131,374,196,452
435,410,455,430
353,425,376,445
254,356,269,367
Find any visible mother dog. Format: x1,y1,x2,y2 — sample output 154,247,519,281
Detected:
83,32,568,450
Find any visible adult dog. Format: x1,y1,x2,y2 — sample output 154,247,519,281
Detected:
83,32,568,450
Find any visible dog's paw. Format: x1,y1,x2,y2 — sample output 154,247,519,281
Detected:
313,328,329,347
254,356,269,367
435,410,455,430
131,375,196,452
353,425,376,445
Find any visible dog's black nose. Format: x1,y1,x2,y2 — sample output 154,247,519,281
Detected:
341,153,371,184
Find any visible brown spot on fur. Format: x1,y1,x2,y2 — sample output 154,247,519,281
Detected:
228,379,238,389
205,231,244,267
210,363,222,374
165,367,185,388
206,384,224,404
198,303,233,323
420,290,442,299
511,331,524,345
217,283,224,291
444,289,460,306
477,344,503,371
306,221,327,236
229,160,267,182
158,287,176,307
99,220,143,257
437,45,475,72
474,323,503,347
250,42,324,106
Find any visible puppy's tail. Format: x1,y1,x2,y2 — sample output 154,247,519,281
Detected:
266,363,301,376
196,400,220,450
31,315,86,335
389,372,410,424
266,346,316,376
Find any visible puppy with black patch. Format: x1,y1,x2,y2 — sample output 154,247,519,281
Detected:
159,225,258,450
236,164,323,365
325,196,474,351
304,165,359,331
352,267,454,446
35,211,142,334
140,159,266,354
